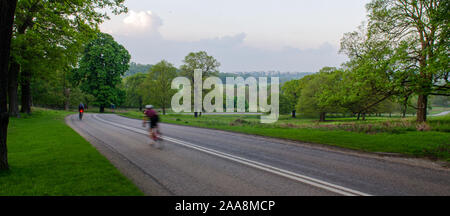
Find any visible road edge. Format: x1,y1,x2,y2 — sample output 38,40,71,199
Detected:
65,114,173,196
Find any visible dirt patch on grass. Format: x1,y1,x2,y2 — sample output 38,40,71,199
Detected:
230,119,251,126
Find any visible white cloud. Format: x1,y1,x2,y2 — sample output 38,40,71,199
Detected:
101,10,162,37
123,10,153,29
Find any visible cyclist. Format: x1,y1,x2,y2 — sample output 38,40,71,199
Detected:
143,105,161,146
78,103,85,120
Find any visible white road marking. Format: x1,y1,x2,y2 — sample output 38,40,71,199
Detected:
92,114,371,196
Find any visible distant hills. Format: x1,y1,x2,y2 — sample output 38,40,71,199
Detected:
125,62,313,83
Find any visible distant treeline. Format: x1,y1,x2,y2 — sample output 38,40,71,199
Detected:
218,72,313,85
126,62,312,85
124,62,153,77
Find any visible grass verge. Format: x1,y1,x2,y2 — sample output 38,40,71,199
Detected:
121,111,450,162
0,108,144,196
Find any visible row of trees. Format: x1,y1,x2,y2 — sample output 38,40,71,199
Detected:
282,0,449,122
123,51,221,115
7,0,127,116
0,0,128,170
282,67,411,121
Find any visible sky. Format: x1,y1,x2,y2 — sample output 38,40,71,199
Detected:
100,0,372,72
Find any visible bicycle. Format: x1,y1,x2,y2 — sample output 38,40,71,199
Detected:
79,109,84,120
144,120,163,149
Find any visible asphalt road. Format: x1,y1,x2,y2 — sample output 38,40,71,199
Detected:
432,111,450,117
67,114,450,196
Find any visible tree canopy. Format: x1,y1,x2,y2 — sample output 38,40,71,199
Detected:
73,33,131,113
296,68,345,121
366,0,449,122
180,51,221,82
9,0,128,113
141,60,178,115
124,72,147,110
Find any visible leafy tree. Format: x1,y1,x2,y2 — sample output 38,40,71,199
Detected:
339,24,414,119
366,0,449,122
141,60,178,115
281,79,303,117
296,68,344,121
9,0,127,114
180,51,220,116
124,72,147,110
279,94,292,115
393,91,415,118
315,67,349,115
32,66,103,111
73,33,130,113
371,99,398,116
180,51,220,83
0,0,18,170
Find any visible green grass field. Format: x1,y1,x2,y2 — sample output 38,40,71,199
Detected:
0,108,143,196
121,111,450,162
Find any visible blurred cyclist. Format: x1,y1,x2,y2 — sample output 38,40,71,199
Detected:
78,102,85,120
143,105,161,145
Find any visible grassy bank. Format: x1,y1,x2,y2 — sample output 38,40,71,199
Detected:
121,111,450,162
0,108,143,196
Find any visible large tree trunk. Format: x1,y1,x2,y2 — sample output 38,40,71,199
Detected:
63,87,70,111
0,112,8,170
292,110,296,118
20,70,32,114
8,59,19,117
63,70,70,110
64,88,70,110
0,0,18,170
416,94,428,123
319,112,326,122
99,105,105,113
